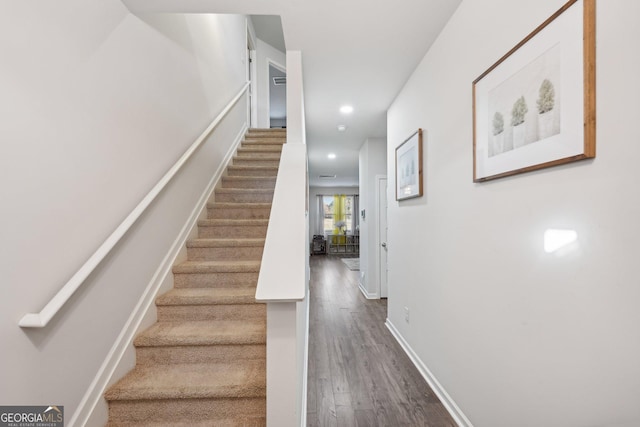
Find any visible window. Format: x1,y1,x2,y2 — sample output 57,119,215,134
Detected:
322,195,356,234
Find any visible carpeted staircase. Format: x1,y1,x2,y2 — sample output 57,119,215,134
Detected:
105,128,285,426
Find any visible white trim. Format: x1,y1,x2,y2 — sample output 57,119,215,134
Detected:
249,50,258,128
265,58,286,128
19,83,250,328
69,124,248,427
266,303,298,427
246,19,258,129
299,296,310,427
385,319,474,427
375,175,388,298
358,282,380,300
268,58,286,74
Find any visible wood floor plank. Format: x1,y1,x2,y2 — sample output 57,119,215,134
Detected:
307,256,457,427
354,409,377,427
317,377,338,427
336,405,356,426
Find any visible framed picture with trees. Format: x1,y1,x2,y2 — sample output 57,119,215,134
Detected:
395,129,423,201
472,0,596,182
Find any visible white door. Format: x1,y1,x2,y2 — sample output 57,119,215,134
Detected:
378,177,388,298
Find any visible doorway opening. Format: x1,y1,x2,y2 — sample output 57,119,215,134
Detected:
269,63,286,128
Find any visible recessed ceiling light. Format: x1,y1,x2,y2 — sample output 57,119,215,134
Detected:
339,105,353,114
337,125,347,132
328,153,336,159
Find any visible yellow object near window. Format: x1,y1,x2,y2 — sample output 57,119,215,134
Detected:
320,194,357,242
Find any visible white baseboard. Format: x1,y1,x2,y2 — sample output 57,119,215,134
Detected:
358,282,379,299
69,123,248,427
385,319,473,427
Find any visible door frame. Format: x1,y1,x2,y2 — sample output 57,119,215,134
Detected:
266,59,286,128
375,175,388,298
246,24,258,129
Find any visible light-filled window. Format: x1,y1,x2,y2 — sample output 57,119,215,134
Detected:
321,195,357,234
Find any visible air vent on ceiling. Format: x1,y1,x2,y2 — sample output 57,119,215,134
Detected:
273,76,287,86
319,174,336,179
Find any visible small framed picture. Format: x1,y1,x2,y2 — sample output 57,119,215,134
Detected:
395,129,423,201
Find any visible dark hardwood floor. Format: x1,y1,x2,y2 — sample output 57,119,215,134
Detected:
306,255,457,427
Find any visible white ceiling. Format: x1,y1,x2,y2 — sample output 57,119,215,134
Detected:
123,0,463,187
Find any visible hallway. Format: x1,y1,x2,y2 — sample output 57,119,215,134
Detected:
307,256,457,427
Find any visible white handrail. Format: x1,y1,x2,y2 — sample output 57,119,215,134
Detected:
19,83,250,328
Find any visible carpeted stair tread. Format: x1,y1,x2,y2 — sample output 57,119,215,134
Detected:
187,239,265,248
213,188,274,203
206,202,271,209
236,149,281,155
156,288,259,306
215,188,274,194
241,141,284,149
221,176,277,182
173,260,260,274
245,133,285,140
234,153,281,160
240,138,283,143
248,128,285,133
227,165,278,172
198,219,268,226
156,287,257,306
237,146,282,153
221,177,277,188
105,360,266,400
135,320,265,347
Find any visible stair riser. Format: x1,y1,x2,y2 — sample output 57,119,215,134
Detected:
136,344,265,365
157,304,266,322
187,246,264,261
236,148,281,160
238,146,283,153
238,152,281,160
233,158,280,167
241,142,285,148
246,131,285,135
245,134,285,139
108,398,265,423
198,225,267,238
214,193,273,203
174,272,259,288
207,207,271,219
227,168,278,177
245,131,287,140
241,144,283,151
220,178,276,189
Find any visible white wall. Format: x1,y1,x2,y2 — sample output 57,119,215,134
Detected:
358,138,387,298
0,2,248,423
256,38,286,128
386,1,640,426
